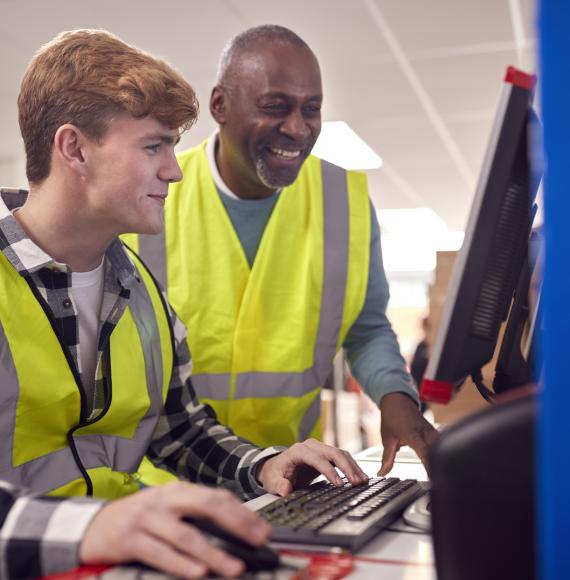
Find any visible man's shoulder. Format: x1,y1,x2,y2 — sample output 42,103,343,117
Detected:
296,156,369,193
301,156,367,178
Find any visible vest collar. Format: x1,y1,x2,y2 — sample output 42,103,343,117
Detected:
205,134,282,201
0,187,137,288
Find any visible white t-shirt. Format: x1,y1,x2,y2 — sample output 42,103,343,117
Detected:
70,260,105,399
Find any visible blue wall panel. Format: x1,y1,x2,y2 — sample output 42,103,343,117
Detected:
538,1,570,578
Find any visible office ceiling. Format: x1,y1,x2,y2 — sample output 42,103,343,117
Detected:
0,0,537,231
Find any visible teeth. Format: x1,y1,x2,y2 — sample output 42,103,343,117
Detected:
270,147,301,159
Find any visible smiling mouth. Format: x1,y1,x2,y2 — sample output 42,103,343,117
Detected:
148,194,167,204
267,146,303,160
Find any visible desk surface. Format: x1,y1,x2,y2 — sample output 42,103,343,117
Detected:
49,451,435,579
246,449,435,579
351,450,434,579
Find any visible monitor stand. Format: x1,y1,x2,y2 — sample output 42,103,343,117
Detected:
402,491,431,531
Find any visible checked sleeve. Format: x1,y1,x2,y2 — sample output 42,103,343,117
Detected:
0,481,103,578
145,300,285,501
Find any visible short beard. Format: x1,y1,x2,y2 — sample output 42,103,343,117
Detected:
255,155,299,190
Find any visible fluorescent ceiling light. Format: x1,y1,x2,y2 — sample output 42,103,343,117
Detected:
312,121,382,170
378,208,446,236
378,208,465,272
382,233,437,272
386,281,430,308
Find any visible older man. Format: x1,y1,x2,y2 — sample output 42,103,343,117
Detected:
127,25,438,476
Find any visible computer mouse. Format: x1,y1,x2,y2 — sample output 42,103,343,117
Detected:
185,517,280,572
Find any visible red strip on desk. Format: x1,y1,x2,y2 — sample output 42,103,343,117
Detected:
39,564,112,579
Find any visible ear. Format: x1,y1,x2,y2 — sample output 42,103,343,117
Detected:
210,86,229,124
53,124,90,177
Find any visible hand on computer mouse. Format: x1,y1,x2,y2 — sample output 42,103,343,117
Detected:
185,517,281,573
79,482,271,579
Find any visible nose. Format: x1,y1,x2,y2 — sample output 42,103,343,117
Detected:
280,108,311,141
160,151,183,183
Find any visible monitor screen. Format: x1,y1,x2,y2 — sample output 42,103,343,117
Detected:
420,67,542,405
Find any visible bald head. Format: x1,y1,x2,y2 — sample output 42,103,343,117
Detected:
216,25,314,86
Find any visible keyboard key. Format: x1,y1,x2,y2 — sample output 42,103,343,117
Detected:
262,477,426,550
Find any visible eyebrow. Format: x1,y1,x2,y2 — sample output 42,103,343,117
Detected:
260,92,323,102
141,133,181,145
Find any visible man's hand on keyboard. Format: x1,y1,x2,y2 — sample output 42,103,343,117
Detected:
255,439,369,497
378,392,439,476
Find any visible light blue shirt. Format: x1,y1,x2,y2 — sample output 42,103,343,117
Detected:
206,137,419,406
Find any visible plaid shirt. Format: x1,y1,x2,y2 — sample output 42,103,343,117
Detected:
0,188,283,578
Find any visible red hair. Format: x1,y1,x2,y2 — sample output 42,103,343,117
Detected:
18,29,199,183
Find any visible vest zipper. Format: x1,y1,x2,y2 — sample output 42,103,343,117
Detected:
24,277,103,495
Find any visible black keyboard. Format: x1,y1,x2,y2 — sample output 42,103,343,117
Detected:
259,477,428,551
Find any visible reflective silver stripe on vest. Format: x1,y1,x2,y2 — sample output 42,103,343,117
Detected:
123,271,169,448
0,322,19,473
138,233,167,289
0,320,88,493
234,161,349,400
135,160,350,427
191,373,231,399
0,271,169,495
0,435,151,495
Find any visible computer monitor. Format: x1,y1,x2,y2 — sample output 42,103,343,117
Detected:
420,66,542,405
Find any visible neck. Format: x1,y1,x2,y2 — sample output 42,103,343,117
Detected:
16,182,110,272
215,138,277,200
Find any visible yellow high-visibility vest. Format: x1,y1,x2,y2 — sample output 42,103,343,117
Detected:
0,246,174,498
124,140,370,447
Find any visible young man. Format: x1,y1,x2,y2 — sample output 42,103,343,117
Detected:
127,25,439,473
0,29,368,579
